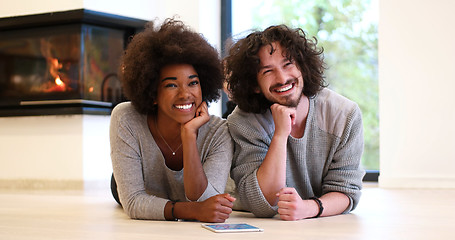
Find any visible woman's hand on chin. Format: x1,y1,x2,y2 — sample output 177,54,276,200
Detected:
181,101,210,138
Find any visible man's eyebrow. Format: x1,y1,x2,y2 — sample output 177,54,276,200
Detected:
283,56,293,63
259,65,272,70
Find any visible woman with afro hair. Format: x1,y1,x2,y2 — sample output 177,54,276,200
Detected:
110,19,235,222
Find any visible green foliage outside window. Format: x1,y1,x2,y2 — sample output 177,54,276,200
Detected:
240,0,379,169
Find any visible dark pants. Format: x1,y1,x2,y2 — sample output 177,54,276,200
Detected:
110,173,122,206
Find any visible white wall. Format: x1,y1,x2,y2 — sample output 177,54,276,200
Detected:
0,0,156,22
379,0,455,188
0,115,110,189
0,0,83,18
0,115,82,180
0,0,221,189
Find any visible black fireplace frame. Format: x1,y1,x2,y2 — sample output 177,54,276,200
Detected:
0,9,147,117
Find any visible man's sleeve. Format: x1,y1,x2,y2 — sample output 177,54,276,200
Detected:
227,111,278,217
322,105,365,213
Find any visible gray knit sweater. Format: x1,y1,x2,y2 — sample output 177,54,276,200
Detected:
227,88,365,217
110,102,233,220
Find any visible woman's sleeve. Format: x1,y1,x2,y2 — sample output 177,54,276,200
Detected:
110,106,168,220
195,119,233,202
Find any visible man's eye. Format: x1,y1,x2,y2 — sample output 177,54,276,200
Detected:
263,69,272,75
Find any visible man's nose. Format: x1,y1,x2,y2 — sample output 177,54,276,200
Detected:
275,68,288,84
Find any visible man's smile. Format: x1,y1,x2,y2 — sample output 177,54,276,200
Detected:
274,83,294,93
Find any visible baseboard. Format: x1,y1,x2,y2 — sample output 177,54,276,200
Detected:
379,176,455,189
0,179,83,190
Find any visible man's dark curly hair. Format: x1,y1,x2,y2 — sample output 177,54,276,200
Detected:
120,18,223,115
224,24,327,113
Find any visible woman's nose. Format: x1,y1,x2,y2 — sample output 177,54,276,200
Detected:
178,86,190,98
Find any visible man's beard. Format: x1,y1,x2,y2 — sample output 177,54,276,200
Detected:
263,90,303,108
281,93,302,108
266,80,303,108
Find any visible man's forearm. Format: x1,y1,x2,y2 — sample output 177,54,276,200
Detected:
256,134,288,205
318,192,350,217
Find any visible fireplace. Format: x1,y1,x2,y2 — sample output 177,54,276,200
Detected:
0,9,146,116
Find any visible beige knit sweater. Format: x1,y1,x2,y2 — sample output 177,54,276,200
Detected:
227,88,365,217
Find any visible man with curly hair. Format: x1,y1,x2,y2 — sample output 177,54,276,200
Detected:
224,24,365,220
110,19,235,222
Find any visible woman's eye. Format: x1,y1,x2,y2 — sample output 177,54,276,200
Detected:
262,69,272,75
189,80,199,86
165,83,177,88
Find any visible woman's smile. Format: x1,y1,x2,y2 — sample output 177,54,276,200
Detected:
174,103,194,111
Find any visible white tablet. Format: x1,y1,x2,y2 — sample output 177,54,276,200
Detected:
202,223,264,233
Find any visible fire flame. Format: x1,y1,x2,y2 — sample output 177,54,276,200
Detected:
55,76,65,87
40,41,70,92
43,75,66,92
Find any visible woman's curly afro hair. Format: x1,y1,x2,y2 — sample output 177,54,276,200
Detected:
224,24,327,114
120,18,223,115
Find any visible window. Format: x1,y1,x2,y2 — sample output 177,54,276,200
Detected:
223,0,379,174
